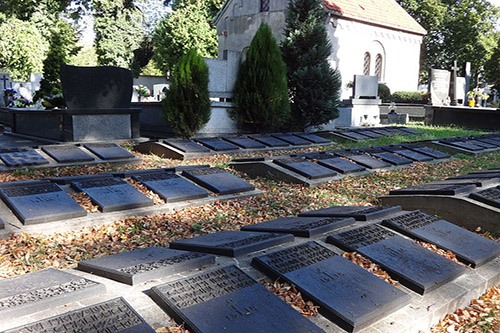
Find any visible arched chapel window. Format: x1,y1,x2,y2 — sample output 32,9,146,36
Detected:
363,52,371,75
261,0,270,12
375,53,383,81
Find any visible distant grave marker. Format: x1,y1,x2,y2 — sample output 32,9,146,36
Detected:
164,139,211,153
150,265,323,333
169,230,293,257
327,224,467,294
71,177,153,212
371,151,413,165
430,69,451,106
248,134,289,147
352,129,382,139
41,145,95,163
292,133,331,144
78,247,215,285
242,216,355,237
333,131,369,141
440,140,483,151
270,133,311,146
194,137,240,151
382,146,433,161
405,146,450,159
469,186,500,209
273,157,337,179
0,148,49,167
389,183,476,195
310,155,366,174
299,205,401,221
222,136,266,149
83,143,135,160
182,167,255,194
335,152,391,169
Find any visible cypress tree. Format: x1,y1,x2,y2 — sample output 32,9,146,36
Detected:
232,22,290,133
281,0,341,131
163,49,211,138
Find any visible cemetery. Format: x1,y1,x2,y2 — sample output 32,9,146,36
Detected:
0,0,499,332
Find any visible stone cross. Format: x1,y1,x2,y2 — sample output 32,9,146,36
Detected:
0,73,10,90
449,61,459,106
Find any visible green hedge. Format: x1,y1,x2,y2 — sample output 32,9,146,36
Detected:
392,91,423,103
378,83,391,103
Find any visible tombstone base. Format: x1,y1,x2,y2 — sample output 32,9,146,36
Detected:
425,105,500,130
387,113,409,124
336,99,381,127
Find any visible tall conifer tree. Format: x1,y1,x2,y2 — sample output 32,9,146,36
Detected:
281,0,341,130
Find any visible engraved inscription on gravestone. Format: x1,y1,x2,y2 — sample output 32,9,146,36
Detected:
182,167,255,194
83,143,135,160
41,145,95,163
273,158,337,179
164,139,211,153
430,69,451,106
0,149,50,167
469,186,500,209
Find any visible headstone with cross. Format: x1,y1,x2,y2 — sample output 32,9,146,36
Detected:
0,71,11,107
449,61,459,106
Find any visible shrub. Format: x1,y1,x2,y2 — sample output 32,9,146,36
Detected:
378,83,391,103
162,49,211,138
232,23,290,132
392,91,424,103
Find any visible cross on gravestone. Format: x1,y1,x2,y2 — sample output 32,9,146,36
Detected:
449,61,460,106
0,72,10,89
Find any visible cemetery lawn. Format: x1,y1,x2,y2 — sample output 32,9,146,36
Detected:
0,124,498,332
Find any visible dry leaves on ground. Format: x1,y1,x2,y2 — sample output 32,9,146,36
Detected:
261,279,320,317
68,192,100,213
342,252,399,286
125,178,166,205
416,241,466,266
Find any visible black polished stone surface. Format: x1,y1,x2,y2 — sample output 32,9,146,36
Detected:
194,137,240,151
41,145,95,163
222,136,266,149
389,183,477,195
469,186,500,209
299,205,402,221
248,135,290,147
182,167,255,194
164,139,211,153
273,157,337,179
83,143,135,160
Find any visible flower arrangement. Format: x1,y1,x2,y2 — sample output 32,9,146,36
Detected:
134,85,151,97
3,88,32,108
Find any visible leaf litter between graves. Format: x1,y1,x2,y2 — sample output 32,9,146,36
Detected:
0,148,499,332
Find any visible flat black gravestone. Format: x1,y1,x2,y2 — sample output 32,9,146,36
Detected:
406,146,450,159
334,131,370,141
164,139,211,153
397,127,422,135
314,156,366,174
71,177,153,212
0,150,49,167
222,136,266,149
83,143,135,160
194,137,240,151
248,134,289,147
353,130,382,139
371,151,413,165
252,242,410,332
441,140,483,151
465,140,498,149
327,224,467,294
334,152,391,169
181,167,255,195
292,133,331,144
41,145,95,163
476,138,500,147
469,186,500,209
273,157,337,179
169,230,294,257
0,181,86,224
241,216,355,237
382,146,434,162
0,268,105,320
270,133,311,146
300,205,402,221
5,297,154,333
382,211,500,268
132,172,208,203
431,177,500,188
150,265,323,333
78,247,215,285
389,183,477,196
451,172,500,180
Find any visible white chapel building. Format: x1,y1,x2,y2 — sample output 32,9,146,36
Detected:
213,0,426,99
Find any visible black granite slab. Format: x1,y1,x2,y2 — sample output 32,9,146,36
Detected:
41,145,95,163
334,131,370,140
406,146,450,159
292,133,331,144
169,230,294,257
71,177,153,212
465,140,498,149
0,181,86,224
0,149,49,167
469,186,500,209
381,146,434,161
112,168,168,178
431,177,500,187
315,157,367,174
78,247,215,285
0,268,105,320
371,151,413,165
270,133,311,146
241,216,355,237
222,136,266,149
396,127,422,135
83,143,135,160
353,130,382,139
181,167,255,194
389,183,477,196
299,205,402,221
164,139,211,153
48,173,114,185
475,138,500,147
327,224,467,294
133,172,208,203
248,134,290,147
150,265,323,333
451,172,500,180
4,297,154,333
194,137,240,151
441,140,484,151
369,128,397,136
252,242,410,332
382,211,500,268
335,152,392,169
273,157,337,179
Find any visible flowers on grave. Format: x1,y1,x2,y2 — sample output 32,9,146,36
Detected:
3,87,32,108
133,85,151,97
41,93,66,109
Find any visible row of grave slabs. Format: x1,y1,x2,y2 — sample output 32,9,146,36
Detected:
133,126,421,160
0,205,498,333
0,166,260,236
380,166,500,232
230,132,500,187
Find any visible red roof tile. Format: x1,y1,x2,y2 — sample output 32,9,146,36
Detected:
324,0,426,35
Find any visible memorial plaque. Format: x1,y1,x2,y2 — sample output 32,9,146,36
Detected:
406,146,450,159
169,230,294,257
270,133,311,146
0,181,86,224
222,136,266,149
252,242,410,332
430,69,451,106
133,172,208,203
389,183,476,195
248,134,289,147
469,186,500,209
83,143,135,160
440,140,483,151
0,149,49,167
396,127,423,135
242,216,355,237
273,157,337,179
382,211,500,267
371,152,413,165
452,172,500,180
382,146,434,161
353,129,382,139
164,139,211,153
41,145,95,163
5,297,154,333
465,140,497,149
334,152,391,169
71,177,153,212
299,205,402,221
78,247,215,285
475,138,500,147
150,265,323,333
292,133,331,144
368,128,397,136
334,130,369,140
431,177,500,187
327,224,467,294
0,268,105,320
316,157,366,174
181,167,255,195
194,137,240,151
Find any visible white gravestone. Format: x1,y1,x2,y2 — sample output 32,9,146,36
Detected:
430,69,451,106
